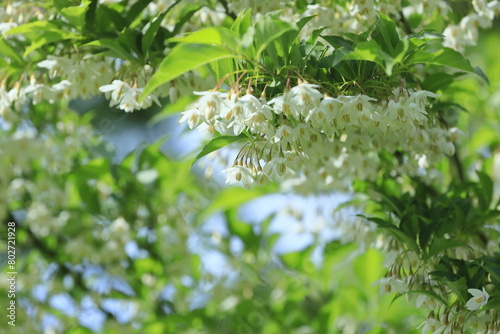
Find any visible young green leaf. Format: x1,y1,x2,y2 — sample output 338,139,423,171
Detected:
142,10,170,56
0,38,24,63
168,27,241,50
254,15,296,59
410,46,476,73
371,13,400,55
141,43,238,99
231,9,253,35
84,39,135,62
421,72,456,92
142,43,240,98
59,0,91,31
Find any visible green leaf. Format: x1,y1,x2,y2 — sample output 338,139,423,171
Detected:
281,245,314,270
83,39,135,62
207,57,236,84
421,72,456,92
148,94,198,125
254,15,296,59
169,27,241,50
359,215,419,253
445,277,468,303
134,258,163,276
126,0,155,25
400,290,449,308
6,21,72,39
428,239,468,258
278,15,315,56
200,187,267,220
93,5,125,32
484,264,500,288
322,35,354,50
192,133,248,166
0,38,24,63
476,171,493,211
342,30,370,45
371,13,400,55
411,46,476,73
169,4,201,37
142,10,170,56
343,40,394,75
354,248,384,286
231,8,253,35
6,21,80,56
84,0,97,31
142,43,240,98
71,158,110,179
24,31,80,57
474,66,489,84
225,209,258,247
59,0,90,31
318,48,352,68
482,298,500,311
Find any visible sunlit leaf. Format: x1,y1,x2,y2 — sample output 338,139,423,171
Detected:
254,15,296,59
142,43,240,98
192,133,249,166
411,46,476,73
59,0,90,30
169,27,241,50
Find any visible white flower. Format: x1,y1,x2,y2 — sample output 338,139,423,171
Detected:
372,276,407,294
119,89,142,112
268,92,300,119
473,0,495,20
273,124,296,145
289,83,323,117
137,88,161,110
194,91,226,125
169,85,178,103
466,314,487,332
179,108,201,129
434,324,453,334
99,80,129,106
264,157,289,178
52,80,73,99
417,318,441,334
24,84,56,104
110,217,130,234
466,288,489,310
443,25,468,51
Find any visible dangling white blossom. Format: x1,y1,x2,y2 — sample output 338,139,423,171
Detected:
466,288,489,310
99,80,160,112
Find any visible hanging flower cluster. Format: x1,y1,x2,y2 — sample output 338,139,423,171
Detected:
443,0,500,52
373,247,499,333
180,83,458,190
35,56,114,100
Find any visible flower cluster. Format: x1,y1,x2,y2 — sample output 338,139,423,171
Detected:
0,1,45,36
35,56,114,100
99,70,214,112
181,83,457,190
2,55,116,121
442,0,500,52
372,244,497,334
145,0,226,32
99,80,161,113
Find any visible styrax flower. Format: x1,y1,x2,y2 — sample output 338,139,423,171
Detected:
466,288,489,311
